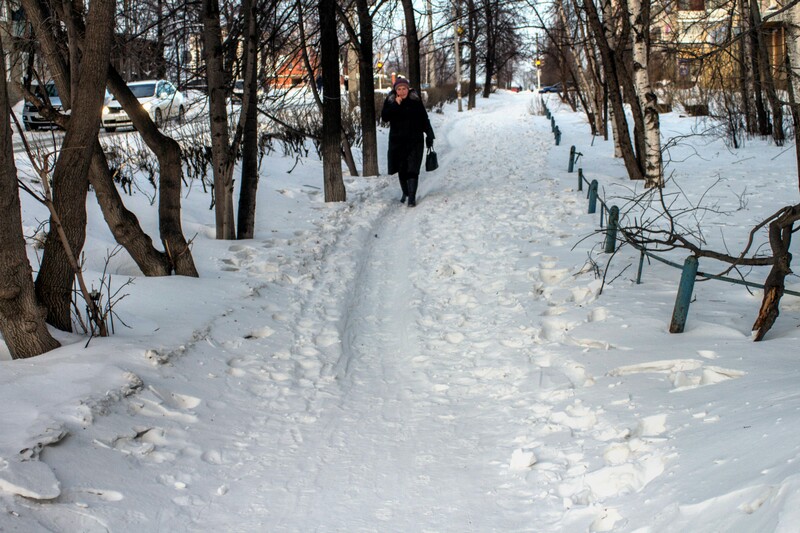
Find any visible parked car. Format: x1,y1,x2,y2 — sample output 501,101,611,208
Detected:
182,78,208,95
538,81,576,94
22,81,66,131
538,83,562,94
233,79,244,100
102,79,185,132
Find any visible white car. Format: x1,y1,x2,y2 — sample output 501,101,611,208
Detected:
102,79,185,132
21,81,67,131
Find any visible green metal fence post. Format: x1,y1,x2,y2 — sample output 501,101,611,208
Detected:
588,180,598,214
669,256,699,333
604,206,619,253
568,145,576,172
636,249,646,284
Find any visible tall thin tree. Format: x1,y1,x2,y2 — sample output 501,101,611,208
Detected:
31,0,117,330
0,33,60,358
400,0,422,88
319,0,346,201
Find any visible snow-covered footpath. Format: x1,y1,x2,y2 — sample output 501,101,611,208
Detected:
2,92,800,532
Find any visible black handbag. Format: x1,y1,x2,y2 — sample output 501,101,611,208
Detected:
425,148,438,172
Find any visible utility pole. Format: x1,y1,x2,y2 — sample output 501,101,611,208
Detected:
376,54,384,90
535,33,541,91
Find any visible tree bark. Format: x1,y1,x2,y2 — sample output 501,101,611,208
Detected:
738,0,756,135
34,0,115,330
89,143,172,275
237,0,260,239
616,0,646,169
482,0,496,98
752,206,799,341
744,0,770,136
319,0,346,202
356,0,379,176
583,0,644,181
23,0,180,278
0,34,60,358
202,0,236,239
557,0,597,133
570,0,604,135
628,0,663,188
785,38,800,194
400,0,422,89
751,0,785,145
106,67,199,276
467,0,477,110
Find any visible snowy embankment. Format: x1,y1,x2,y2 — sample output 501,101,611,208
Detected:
1,91,800,532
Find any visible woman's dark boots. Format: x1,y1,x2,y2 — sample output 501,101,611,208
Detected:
399,176,409,203
407,177,418,207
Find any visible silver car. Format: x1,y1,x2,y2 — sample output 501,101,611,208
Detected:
22,82,66,131
102,79,185,132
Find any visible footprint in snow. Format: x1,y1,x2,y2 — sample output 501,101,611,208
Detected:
244,326,275,339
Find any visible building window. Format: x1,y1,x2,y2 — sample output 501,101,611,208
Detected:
679,0,705,10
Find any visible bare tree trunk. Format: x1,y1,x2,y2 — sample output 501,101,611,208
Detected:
202,0,236,239
751,0,785,145
616,0,646,169
738,0,756,135
21,0,70,108
602,1,621,154
400,0,422,89
744,0,770,136
557,0,597,133
482,0,495,98
35,0,115,330
237,0,260,239
89,143,172,275
300,0,358,179
570,0,604,135
752,206,799,341
467,0,478,109
319,0,346,202
356,0,379,176
0,34,60,358
346,34,359,111
785,22,800,193
24,0,182,278
425,0,435,87
454,0,463,112
106,67,199,276
629,0,663,188
583,0,643,181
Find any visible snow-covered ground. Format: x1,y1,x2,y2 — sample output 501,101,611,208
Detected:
1,91,800,532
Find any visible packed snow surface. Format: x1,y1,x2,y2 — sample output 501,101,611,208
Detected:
2,91,800,532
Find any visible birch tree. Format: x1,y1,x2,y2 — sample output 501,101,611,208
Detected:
628,0,663,188
582,0,644,181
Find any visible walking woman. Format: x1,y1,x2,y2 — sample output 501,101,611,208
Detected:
381,77,435,207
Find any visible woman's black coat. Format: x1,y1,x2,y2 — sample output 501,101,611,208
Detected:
381,89,435,175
